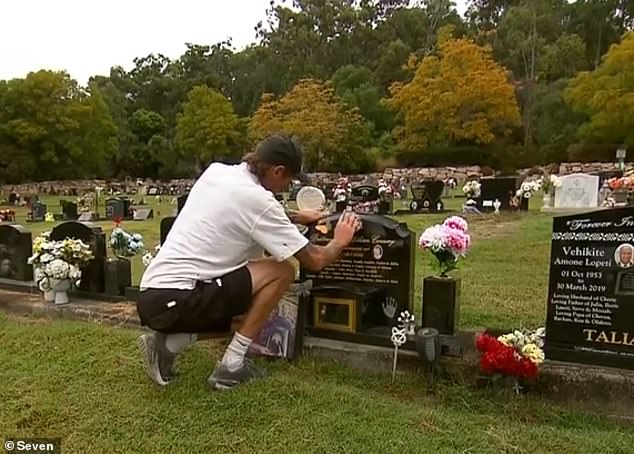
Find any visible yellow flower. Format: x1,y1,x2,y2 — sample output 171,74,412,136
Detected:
497,333,515,347
522,343,545,365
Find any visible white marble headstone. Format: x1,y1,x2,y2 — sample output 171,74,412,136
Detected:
554,173,599,209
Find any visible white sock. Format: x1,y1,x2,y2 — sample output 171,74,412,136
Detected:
221,332,252,371
164,333,198,353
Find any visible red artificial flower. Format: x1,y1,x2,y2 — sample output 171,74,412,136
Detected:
113,217,122,227
475,333,500,353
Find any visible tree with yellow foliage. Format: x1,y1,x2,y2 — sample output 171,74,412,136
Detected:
565,32,634,148
248,79,371,172
386,35,521,152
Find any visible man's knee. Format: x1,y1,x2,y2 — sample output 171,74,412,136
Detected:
247,259,295,294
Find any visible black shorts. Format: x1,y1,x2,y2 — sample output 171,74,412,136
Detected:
136,266,252,334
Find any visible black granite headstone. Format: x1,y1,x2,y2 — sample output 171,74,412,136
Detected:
409,181,445,212
61,200,79,220
301,214,415,347
160,217,176,245
105,197,131,220
29,202,46,222
545,207,634,370
478,177,528,212
351,185,380,202
177,194,189,214
0,224,33,281
50,221,106,294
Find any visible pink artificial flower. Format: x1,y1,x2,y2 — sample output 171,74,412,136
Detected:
443,216,469,233
440,225,471,257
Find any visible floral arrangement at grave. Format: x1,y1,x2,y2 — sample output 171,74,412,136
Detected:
378,179,400,201
462,180,481,199
77,192,95,214
538,174,561,195
607,176,634,191
333,177,352,202
28,231,94,293
0,209,15,222
45,212,55,222
419,216,471,277
516,179,542,199
142,244,161,267
475,327,546,393
109,221,144,259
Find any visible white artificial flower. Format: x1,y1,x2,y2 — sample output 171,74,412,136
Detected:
522,343,545,365
419,225,446,251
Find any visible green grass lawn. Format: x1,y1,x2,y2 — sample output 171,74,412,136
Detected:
1,312,632,453
4,193,554,330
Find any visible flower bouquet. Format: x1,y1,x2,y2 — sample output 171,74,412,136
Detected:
419,216,471,277
462,180,481,199
142,244,161,267
539,174,561,195
516,179,542,199
109,227,144,258
476,327,546,394
28,231,94,303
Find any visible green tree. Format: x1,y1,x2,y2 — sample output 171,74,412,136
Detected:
175,86,241,172
565,32,634,148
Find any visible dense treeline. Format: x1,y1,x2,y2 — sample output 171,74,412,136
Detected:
1,0,633,183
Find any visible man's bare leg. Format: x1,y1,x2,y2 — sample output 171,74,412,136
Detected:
140,260,294,387
209,259,295,390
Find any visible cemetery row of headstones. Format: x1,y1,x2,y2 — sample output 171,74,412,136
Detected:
1,181,632,371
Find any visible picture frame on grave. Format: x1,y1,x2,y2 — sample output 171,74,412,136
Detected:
313,296,358,333
248,281,310,361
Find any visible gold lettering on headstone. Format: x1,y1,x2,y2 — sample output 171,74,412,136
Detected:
583,329,634,346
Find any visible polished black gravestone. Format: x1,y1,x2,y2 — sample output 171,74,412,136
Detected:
0,224,33,281
50,221,106,294
351,185,380,202
105,197,132,220
478,177,528,212
60,200,79,220
177,193,189,214
409,181,445,212
28,202,46,222
545,207,634,370
160,217,176,245
301,214,415,347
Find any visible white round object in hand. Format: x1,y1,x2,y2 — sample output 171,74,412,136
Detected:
296,186,326,211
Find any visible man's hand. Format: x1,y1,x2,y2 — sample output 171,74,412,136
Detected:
293,209,328,225
333,212,362,247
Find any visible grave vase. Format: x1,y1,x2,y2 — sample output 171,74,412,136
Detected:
104,257,132,296
542,193,552,208
421,275,460,335
51,278,71,305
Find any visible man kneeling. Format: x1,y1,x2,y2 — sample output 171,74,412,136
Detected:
136,135,361,390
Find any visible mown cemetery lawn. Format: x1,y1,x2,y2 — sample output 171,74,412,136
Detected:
3,194,634,452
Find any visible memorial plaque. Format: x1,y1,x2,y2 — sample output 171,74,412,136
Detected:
50,221,106,294
301,214,415,347
545,207,634,370
0,224,33,281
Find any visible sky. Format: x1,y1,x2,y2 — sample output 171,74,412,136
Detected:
1,0,468,85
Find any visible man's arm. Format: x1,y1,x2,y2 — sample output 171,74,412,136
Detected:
294,241,346,272
293,212,362,272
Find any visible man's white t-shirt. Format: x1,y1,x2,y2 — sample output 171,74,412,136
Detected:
140,162,309,290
